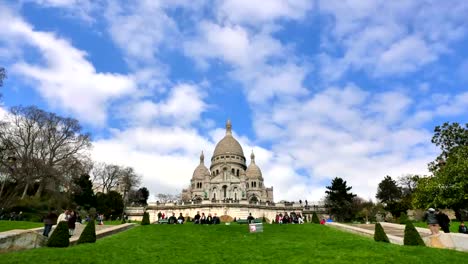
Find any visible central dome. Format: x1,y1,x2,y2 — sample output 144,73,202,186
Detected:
212,120,245,158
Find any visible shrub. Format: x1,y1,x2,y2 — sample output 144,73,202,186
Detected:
46,221,70,247
374,223,390,243
399,212,409,224
141,212,150,225
312,212,320,224
77,220,96,244
403,221,425,246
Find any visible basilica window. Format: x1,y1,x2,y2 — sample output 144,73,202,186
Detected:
236,169,239,176
231,168,235,175
259,182,262,187
216,169,219,175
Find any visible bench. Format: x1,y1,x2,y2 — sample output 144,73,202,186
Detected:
158,219,169,224
237,218,262,224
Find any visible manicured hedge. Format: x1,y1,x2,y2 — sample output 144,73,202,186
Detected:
374,223,390,243
77,220,96,244
404,221,425,246
46,221,69,247
141,212,150,225
312,212,320,224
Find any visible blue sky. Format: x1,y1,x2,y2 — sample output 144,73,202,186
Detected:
1,0,468,202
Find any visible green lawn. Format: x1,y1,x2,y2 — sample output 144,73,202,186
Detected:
0,220,43,232
0,224,466,263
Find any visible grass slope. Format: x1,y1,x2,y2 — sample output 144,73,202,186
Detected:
0,220,43,232
0,224,466,263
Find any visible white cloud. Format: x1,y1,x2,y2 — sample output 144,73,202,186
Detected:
24,0,97,23
319,0,468,79
0,6,136,125
216,0,313,25
123,83,207,126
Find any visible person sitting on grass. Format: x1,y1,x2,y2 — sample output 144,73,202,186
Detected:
200,213,206,224
247,213,255,224
194,211,201,224
297,214,304,224
168,213,177,224
459,221,467,234
212,213,220,224
206,213,213,225
177,213,185,224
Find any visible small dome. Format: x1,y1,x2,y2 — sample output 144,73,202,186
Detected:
192,151,210,180
246,151,262,179
212,120,245,158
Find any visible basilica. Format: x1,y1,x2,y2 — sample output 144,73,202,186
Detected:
181,120,274,203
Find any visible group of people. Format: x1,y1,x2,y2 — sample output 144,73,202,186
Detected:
275,212,304,224
193,211,221,224
424,208,467,235
43,209,80,237
0,209,23,221
157,211,221,224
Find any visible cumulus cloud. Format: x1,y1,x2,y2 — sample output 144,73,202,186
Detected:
319,0,468,79
0,6,136,125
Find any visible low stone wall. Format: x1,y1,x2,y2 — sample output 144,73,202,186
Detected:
126,203,328,224
328,222,468,252
327,222,403,245
0,229,46,253
0,223,135,253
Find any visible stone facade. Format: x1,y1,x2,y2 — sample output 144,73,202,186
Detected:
181,120,273,203
126,120,326,221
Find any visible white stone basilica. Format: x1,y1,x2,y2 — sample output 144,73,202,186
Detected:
181,120,274,203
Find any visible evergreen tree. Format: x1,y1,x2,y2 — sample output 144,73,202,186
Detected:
398,212,409,224
141,212,150,225
403,222,425,246
374,223,390,243
376,176,402,204
77,220,96,244
46,221,69,247
73,174,96,209
325,177,356,222
312,212,320,224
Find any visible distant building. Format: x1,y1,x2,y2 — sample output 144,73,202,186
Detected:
181,120,274,203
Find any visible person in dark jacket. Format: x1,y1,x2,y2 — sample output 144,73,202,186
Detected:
43,209,58,237
459,221,467,234
168,213,177,224
194,211,201,224
247,213,255,224
206,213,213,224
67,210,77,237
212,213,220,224
423,208,439,235
436,210,450,233
177,213,185,224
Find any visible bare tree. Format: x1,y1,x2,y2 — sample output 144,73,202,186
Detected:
92,162,122,193
0,106,91,199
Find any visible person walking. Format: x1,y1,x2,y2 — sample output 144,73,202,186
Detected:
436,210,450,233
67,211,77,237
423,208,439,235
42,209,58,237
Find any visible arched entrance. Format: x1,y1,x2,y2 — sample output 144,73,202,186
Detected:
249,195,258,204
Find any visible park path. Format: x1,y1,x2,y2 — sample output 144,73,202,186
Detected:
353,223,432,238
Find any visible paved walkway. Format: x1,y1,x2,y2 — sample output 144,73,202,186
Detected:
353,223,432,238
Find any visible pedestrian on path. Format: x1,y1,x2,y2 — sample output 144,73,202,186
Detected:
423,208,439,235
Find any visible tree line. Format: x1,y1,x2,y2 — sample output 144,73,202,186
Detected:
324,122,468,222
0,69,149,220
